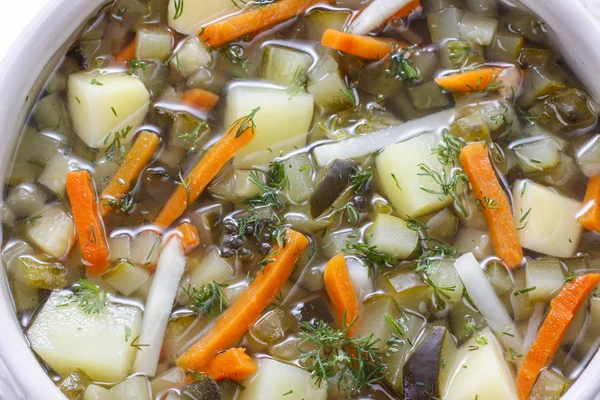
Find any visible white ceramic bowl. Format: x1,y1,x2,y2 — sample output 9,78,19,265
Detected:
1,0,600,399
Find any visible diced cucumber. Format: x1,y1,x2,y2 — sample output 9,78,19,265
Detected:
441,40,485,70
321,229,354,259
428,7,465,41
37,149,91,196
136,26,173,62
163,315,198,363
306,10,350,41
18,255,67,289
383,266,433,312
309,159,356,218
209,169,263,203
0,206,16,228
58,369,92,400
2,240,34,283
486,30,524,63
27,290,142,382
423,0,464,13
307,55,353,110
179,250,234,305
224,86,313,166
525,258,564,303
250,308,295,345
8,161,42,185
512,136,561,173
261,45,313,87
16,128,69,168
110,376,151,400
427,259,464,305
484,260,514,296
520,47,551,67
376,133,453,218
518,67,566,108
366,214,419,260
425,207,459,239
182,375,220,400
172,37,212,78
240,358,326,400
449,299,487,344
511,267,535,321
68,71,150,148
406,81,452,110
32,93,72,133
512,180,582,258
9,280,39,313
284,154,313,203
150,367,187,396
354,294,399,344
26,205,75,260
103,262,151,296
449,112,491,142
458,12,498,46
412,49,439,83
528,88,596,134
284,212,329,235
388,92,431,121
83,384,116,400
5,183,46,218
529,369,570,400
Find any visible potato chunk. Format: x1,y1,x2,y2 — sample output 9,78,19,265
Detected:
26,205,75,259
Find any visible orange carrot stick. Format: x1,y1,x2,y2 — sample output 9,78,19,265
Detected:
176,230,309,371
114,39,137,63
460,142,523,269
174,222,200,254
324,254,360,336
516,273,600,400
66,171,110,275
200,348,257,382
182,89,220,112
578,175,600,232
321,29,401,60
100,131,160,217
199,0,325,47
154,116,257,228
435,67,504,92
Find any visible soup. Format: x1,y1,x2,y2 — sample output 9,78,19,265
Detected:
3,0,600,399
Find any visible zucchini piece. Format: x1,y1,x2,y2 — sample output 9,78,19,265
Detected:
182,374,221,400
261,45,313,87
383,266,433,312
512,136,561,174
18,255,67,290
403,326,455,399
486,30,524,63
358,59,405,100
309,159,356,218
169,113,207,150
529,369,570,400
504,11,548,45
8,161,42,185
424,207,459,239
484,260,514,297
366,214,419,260
26,205,76,260
321,229,355,260
520,47,551,67
511,267,535,321
528,88,597,134
458,12,499,46
27,290,142,382
354,294,400,344
58,369,93,400
409,51,438,85
306,10,350,41
83,384,117,400
449,112,491,142
5,182,46,218
173,37,212,78
307,55,353,110
2,240,34,283
136,26,173,62
388,92,431,121
427,259,464,305
209,169,262,203
427,7,465,41
283,213,329,234
376,133,454,218
285,154,313,203
518,67,566,108
406,81,452,110
250,308,295,345
449,299,487,344
130,230,162,267
102,261,151,296
179,250,234,305
512,180,582,258
163,315,197,363
32,92,72,133
525,258,564,303
561,256,588,273
15,127,69,168
441,40,485,70
110,376,151,400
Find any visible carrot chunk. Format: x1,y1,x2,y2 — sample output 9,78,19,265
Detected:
201,348,257,382
66,171,110,275
114,39,137,63
517,273,600,400
324,253,360,336
174,222,200,254
435,67,504,92
181,89,220,113
176,230,309,371
459,142,523,269
321,29,400,60
578,175,600,232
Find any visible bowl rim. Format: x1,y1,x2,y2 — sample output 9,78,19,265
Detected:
1,0,600,399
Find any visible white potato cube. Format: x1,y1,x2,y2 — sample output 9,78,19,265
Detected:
27,291,142,382
366,214,419,259
224,86,314,165
168,0,238,35
173,37,212,78
376,133,453,218
68,72,150,148
38,149,91,196
240,358,326,400
512,180,582,257
136,27,173,62
26,205,75,259
110,376,151,400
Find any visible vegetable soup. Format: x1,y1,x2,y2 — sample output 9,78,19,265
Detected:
3,0,600,399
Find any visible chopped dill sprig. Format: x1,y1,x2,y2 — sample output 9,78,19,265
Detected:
62,279,107,314
234,107,261,138
418,164,469,216
104,125,133,163
430,130,466,166
173,0,184,19
350,168,374,193
181,281,229,315
425,277,456,310
344,241,397,271
178,121,208,155
447,42,480,70
287,67,308,99
389,50,419,82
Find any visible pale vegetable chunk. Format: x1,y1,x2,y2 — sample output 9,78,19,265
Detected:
136,27,173,62
172,37,212,78
84,385,117,400
445,328,519,400
240,358,326,400
26,205,75,259
168,0,238,35
376,133,453,218
366,214,418,259
27,290,142,382
525,258,564,303
224,86,314,165
110,376,151,400
102,262,151,296
68,72,150,148
38,149,90,196
512,180,582,257
179,249,234,304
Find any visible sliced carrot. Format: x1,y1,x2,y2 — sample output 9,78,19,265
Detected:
66,171,110,275
516,273,600,400
114,39,137,63
181,89,220,112
460,142,523,269
176,229,309,371
321,29,400,60
435,67,504,92
324,253,360,336
200,348,257,382
199,0,325,48
100,131,160,217
385,0,422,21
174,222,200,254
154,117,256,228
578,175,600,232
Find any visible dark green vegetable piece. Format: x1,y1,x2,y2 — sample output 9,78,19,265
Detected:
520,47,551,67
218,379,240,400
486,31,525,64
309,159,357,218
449,299,487,344
388,92,431,121
66,41,103,70
19,255,68,290
290,295,334,324
182,374,221,400
528,88,597,133
57,369,92,400
403,325,455,399
406,81,452,111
